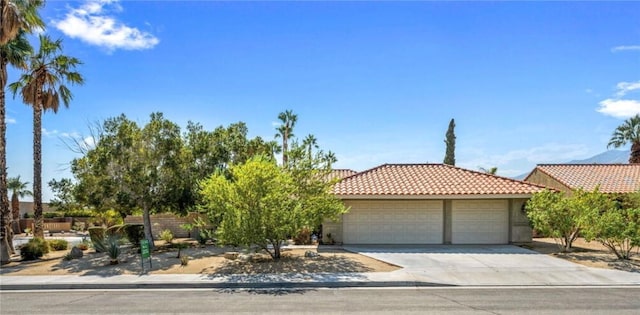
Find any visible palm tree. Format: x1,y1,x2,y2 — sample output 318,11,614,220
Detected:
0,0,43,265
0,0,44,45
7,176,30,252
8,176,31,226
9,35,84,238
607,114,640,164
302,134,318,158
324,151,337,168
275,110,297,166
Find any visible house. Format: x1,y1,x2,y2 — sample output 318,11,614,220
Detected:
524,164,640,194
17,201,55,218
324,164,546,245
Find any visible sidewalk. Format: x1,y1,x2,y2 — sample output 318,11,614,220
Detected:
0,271,443,290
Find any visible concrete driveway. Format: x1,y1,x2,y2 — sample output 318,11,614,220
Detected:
344,245,640,286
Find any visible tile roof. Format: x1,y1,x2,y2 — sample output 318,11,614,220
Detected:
525,164,640,193
328,169,358,181
333,164,546,196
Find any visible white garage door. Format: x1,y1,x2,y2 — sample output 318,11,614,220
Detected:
452,200,509,244
343,200,443,244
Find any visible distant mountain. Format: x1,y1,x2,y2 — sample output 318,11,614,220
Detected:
567,149,629,164
512,149,630,180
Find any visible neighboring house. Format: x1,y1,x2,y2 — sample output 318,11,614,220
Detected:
18,201,55,218
324,164,546,245
524,164,640,194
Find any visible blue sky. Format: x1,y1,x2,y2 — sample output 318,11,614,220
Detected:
5,1,640,202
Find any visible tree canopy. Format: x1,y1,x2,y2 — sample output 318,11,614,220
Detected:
200,156,346,260
70,112,276,248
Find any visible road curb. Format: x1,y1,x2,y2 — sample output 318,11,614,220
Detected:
0,281,454,291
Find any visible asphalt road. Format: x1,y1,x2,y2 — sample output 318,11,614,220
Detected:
1,287,639,314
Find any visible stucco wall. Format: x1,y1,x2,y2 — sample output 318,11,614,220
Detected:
525,170,570,194
510,198,533,242
322,217,343,244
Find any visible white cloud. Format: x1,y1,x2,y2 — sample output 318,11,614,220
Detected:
83,136,96,149
615,81,640,97
596,80,640,119
53,0,159,51
611,45,640,52
42,128,59,137
6,116,16,124
597,99,640,118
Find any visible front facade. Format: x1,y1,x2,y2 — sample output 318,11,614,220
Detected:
525,164,640,194
325,164,545,245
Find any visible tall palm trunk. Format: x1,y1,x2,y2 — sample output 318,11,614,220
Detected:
630,142,640,164
11,193,21,233
282,133,288,166
1,52,11,264
32,103,44,238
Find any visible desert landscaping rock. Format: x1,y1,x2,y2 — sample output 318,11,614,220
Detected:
70,247,83,259
305,250,319,258
223,252,239,260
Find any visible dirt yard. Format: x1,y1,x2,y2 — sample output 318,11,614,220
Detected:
0,241,400,276
522,238,640,273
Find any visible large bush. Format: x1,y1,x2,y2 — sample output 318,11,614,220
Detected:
526,189,609,252
200,156,346,260
20,238,50,260
582,203,640,260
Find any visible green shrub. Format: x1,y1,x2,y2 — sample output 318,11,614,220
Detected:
123,224,145,246
160,229,174,244
63,208,95,217
88,227,106,252
180,255,189,266
90,209,123,228
63,252,74,261
43,212,64,218
96,235,121,264
48,239,69,251
20,238,50,261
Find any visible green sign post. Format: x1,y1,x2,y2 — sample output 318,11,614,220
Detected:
140,239,152,271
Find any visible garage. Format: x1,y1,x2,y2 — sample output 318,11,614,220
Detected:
452,200,509,244
331,164,543,245
343,200,443,244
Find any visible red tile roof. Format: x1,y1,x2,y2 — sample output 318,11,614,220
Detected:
525,164,640,193
328,169,358,181
333,164,546,196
